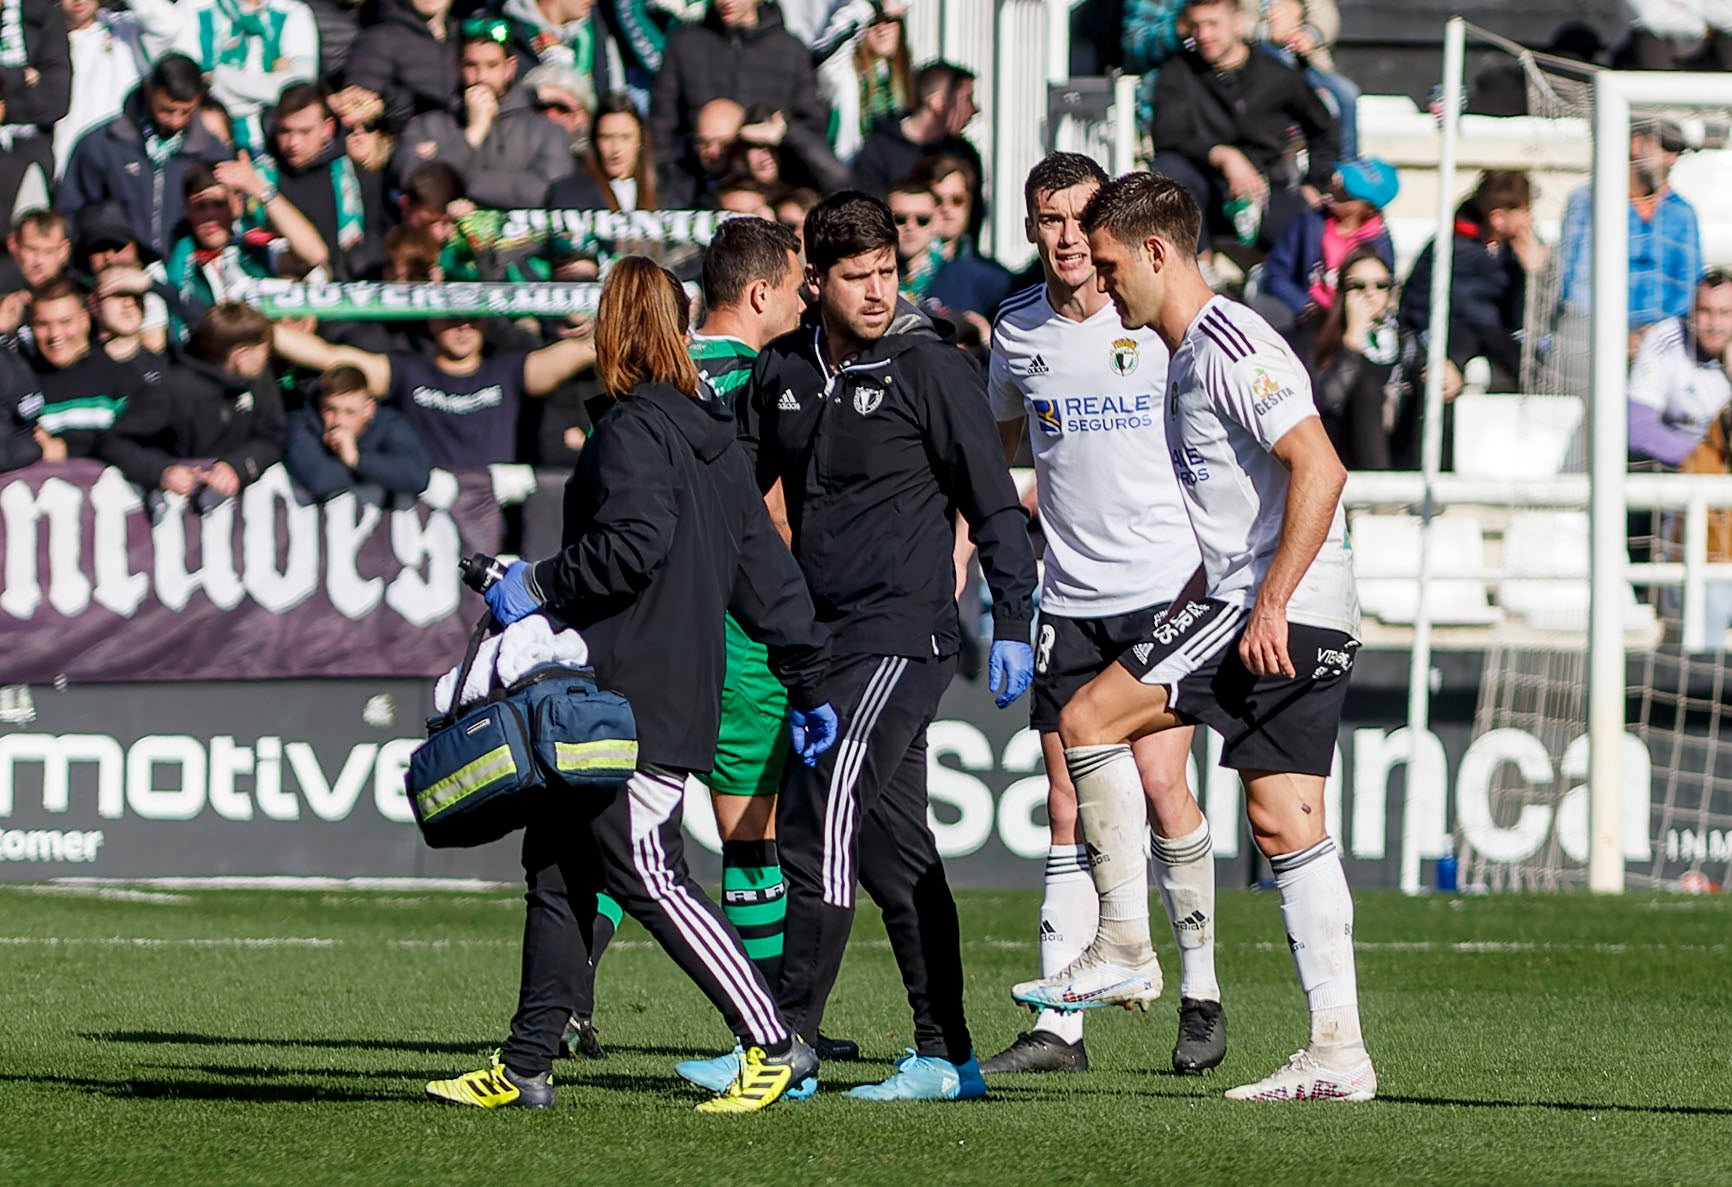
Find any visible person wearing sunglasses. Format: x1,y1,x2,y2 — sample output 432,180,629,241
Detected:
1258,156,1397,336
388,16,576,209
887,175,941,302
1296,244,1405,470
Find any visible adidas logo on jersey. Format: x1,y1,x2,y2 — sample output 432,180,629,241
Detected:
1024,354,1049,375
777,389,801,411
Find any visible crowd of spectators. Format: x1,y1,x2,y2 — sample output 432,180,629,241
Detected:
0,0,1040,507
7,0,1730,510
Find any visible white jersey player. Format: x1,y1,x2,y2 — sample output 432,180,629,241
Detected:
1012,171,1375,1103
980,153,1223,1078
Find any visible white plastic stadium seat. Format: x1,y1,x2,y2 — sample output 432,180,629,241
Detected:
1496,511,1655,634
1350,513,1501,626
1452,393,1585,479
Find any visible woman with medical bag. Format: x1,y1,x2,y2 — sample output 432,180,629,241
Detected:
426,258,838,1115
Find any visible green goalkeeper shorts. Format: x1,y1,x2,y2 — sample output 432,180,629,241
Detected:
705,616,790,798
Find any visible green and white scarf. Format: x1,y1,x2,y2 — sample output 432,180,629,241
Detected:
199,0,287,70
0,0,26,69
252,154,367,252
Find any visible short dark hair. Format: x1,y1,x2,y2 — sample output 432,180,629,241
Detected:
318,365,372,402
803,191,897,274
149,53,206,103
703,217,801,309
274,81,329,122
1024,152,1109,217
887,175,934,202
29,276,86,310
12,208,67,241
182,161,223,201
1474,170,1533,214
717,173,773,201
187,302,272,365
771,186,820,215
1080,171,1201,259
913,61,973,107
402,161,466,211
1700,268,1732,291
912,152,977,195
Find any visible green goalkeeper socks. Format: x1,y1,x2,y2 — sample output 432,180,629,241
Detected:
721,839,786,985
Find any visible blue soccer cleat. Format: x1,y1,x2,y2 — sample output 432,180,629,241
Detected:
676,1046,817,1099
844,1050,988,1101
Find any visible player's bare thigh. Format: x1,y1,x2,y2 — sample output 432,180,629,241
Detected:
1241,769,1328,857
1057,661,1187,749
712,792,776,842
1041,725,1200,843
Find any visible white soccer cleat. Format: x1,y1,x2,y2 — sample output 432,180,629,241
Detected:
1010,944,1163,1012
1224,1049,1377,1102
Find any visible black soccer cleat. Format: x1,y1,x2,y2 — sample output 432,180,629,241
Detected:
812,1032,859,1061
1172,997,1227,1074
559,1016,607,1060
978,1029,1089,1074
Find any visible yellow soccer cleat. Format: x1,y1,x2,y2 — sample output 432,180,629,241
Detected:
425,1051,554,1109
694,1038,819,1114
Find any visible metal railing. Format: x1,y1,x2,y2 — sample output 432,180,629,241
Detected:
1344,470,1732,652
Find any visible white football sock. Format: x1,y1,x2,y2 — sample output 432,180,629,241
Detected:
1151,821,1220,1002
1035,843,1093,1043
1271,838,1367,1062
1064,745,1152,960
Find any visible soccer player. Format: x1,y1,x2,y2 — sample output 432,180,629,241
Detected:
1013,172,1374,1102
982,152,1224,1077
686,215,858,1063
726,191,1038,1102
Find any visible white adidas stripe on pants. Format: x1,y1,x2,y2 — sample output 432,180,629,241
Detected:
625,766,788,1045
821,657,908,909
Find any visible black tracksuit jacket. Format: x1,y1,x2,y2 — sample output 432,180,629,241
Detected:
97,357,286,489
1151,48,1338,190
739,302,1037,659
526,382,829,773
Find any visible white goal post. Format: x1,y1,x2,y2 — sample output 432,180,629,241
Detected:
1584,70,1732,893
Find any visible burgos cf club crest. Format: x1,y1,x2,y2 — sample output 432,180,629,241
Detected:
852,383,884,415
1031,398,1063,436
1110,337,1140,376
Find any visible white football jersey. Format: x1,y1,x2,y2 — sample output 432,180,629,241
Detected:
989,284,1200,615
1165,296,1360,635
1627,316,1732,445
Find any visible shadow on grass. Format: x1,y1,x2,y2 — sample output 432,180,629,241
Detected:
1381,1093,1732,1118
84,1031,711,1060
0,1071,408,1105
85,1030,494,1056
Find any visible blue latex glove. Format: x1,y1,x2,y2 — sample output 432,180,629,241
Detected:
989,639,1034,708
483,560,541,626
789,703,839,766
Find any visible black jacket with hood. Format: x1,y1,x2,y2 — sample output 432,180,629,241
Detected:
57,88,232,259
97,357,286,490
739,302,1036,659
526,382,829,773
649,2,824,159
343,0,462,133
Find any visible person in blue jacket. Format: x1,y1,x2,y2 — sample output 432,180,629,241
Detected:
283,364,432,500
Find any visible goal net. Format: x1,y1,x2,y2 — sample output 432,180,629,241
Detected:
1444,31,1732,893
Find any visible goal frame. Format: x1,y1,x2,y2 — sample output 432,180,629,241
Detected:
1421,32,1732,894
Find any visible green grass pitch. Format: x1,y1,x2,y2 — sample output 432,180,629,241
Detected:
1,883,1727,1186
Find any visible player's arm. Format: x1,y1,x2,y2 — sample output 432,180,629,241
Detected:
1244,416,1347,677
